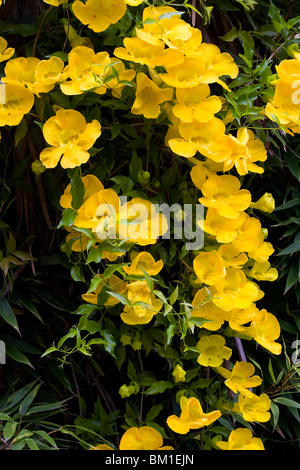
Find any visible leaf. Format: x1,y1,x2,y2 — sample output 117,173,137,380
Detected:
19,384,42,416
69,167,85,210
144,380,173,395
273,397,300,409
70,266,85,283
3,420,18,441
278,240,300,256
145,404,163,422
285,152,300,182
57,208,77,228
14,119,28,148
0,296,19,333
169,285,179,305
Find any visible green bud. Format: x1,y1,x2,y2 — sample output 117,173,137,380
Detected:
31,160,46,176
138,170,150,186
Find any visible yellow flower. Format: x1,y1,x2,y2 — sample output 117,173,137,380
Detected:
191,288,230,331
121,281,163,325
193,250,226,286
233,393,271,423
199,174,252,219
250,193,275,213
90,444,114,450
131,72,173,119
249,261,278,282
216,428,265,450
116,197,168,246
211,267,264,311
196,335,232,367
74,188,120,230
248,241,275,263
231,215,264,253
123,251,163,276
40,109,101,169
60,46,112,95
82,274,128,307
244,308,282,355
172,364,186,382
159,44,238,89
119,426,173,450
3,56,65,96
218,244,248,269
72,0,127,33
167,396,221,434
217,361,262,398
125,0,144,5
0,82,34,126
60,174,104,209
103,59,136,98
199,209,247,244
62,22,93,49
0,37,14,62
173,84,222,123
225,128,268,175
227,304,258,332
43,0,68,5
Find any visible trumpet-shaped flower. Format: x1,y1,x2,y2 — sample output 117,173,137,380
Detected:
244,309,282,355
225,128,268,175
248,241,275,263
191,288,230,331
131,72,173,119
82,274,127,306
74,188,120,230
233,393,271,423
249,261,278,282
231,215,264,253
250,193,275,213
172,84,222,123
227,304,258,332
211,267,264,311
60,175,104,209
0,82,34,126
198,209,247,245
217,361,262,398
218,244,248,269
172,364,186,383
119,426,173,450
3,56,65,96
43,0,68,5
39,109,101,169
216,428,265,450
167,396,221,434
199,174,252,219
193,250,226,286
0,37,14,62
196,335,232,367
121,280,163,325
123,251,163,276
72,0,127,33
60,46,112,95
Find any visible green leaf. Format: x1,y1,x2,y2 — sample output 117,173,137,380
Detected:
0,297,19,333
273,397,300,409
169,285,179,305
144,380,173,395
145,404,163,422
3,420,17,441
70,266,85,282
278,241,300,256
19,384,42,416
58,208,77,228
68,168,85,210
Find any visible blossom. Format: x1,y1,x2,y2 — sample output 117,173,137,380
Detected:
81,274,128,307
39,109,101,169
43,0,68,5
90,444,114,450
0,37,14,62
172,364,186,382
159,44,238,89
216,428,265,450
72,0,127,33
172,84,222,123
74,188,120,231
121,280,163,325
191,288,230,331
243,308,282,355
167,396,221,434
198,209,247,244
3,56,65,96
196,335,232,367
226,304,258,332
210,268,264,311
249,261,278,282
131,72,173,119
225,128,268,175
119,426,173,450
60,174,104,209
193,250,226,286
123,251,163,276
199,174,252,219
217,361,262,398
103,59,136,98
250,193,275,213
248,241,275,263
231,215,264,253
60,46,112,95
233,393,271,423
0,82,34,127
218,244,248,269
